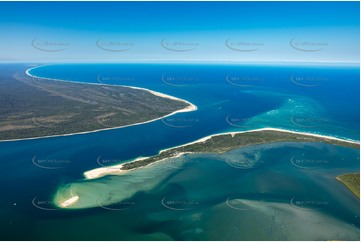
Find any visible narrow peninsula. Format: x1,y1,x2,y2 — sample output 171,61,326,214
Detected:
84,128,360,179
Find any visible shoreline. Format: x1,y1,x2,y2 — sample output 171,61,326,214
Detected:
25,65,197,106
157,127,360,152
2,65,357,144
336,173,360,198
0,66,197,143
60,195,79,208
83,127,360,180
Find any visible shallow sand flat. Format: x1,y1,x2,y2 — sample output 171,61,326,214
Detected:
54,160,173,209
54,150,359,240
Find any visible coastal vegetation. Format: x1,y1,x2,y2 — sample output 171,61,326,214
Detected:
121,129,359,170
0,65,190,141
336,173,360,198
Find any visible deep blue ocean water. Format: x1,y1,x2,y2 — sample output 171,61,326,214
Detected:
0,64,359,240
29,63,360,140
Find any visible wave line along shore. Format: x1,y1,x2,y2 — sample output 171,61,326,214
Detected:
0,66,198,143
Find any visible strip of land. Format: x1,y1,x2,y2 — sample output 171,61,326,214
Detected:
84,128,360,179
0,64,196,141
336,173,360,198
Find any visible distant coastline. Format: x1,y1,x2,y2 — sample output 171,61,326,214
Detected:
0,66,197,143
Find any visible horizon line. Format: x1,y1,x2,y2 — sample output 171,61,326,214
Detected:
1,59,360,67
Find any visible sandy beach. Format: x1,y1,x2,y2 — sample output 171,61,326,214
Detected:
60,195,79,208
83,164,129,179
0,67,197,143
83,127,360,180
155,127,359,154
84,151,192,179
25,66,197,110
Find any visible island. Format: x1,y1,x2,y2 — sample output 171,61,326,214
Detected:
336,173,360,198
0,64,196,141
84,128,360,179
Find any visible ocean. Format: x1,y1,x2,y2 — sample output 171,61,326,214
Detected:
0,63,359,240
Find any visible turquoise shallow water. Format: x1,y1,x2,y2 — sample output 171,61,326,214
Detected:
29,64,360,140
0,64,359,240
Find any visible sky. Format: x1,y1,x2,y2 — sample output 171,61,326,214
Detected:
0,1,359,64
